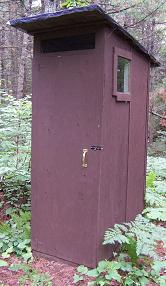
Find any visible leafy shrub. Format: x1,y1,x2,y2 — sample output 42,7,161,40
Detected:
0,95,31,209
0,260,8,267
74,156,166,285
103,214,166,260
74,260,166,286
145,188,166,207
61,0,90,9
147,156,166,179
74,261,122,285
143,207,166,221
0,210,32,261
144,158,166,221
10,263,52,286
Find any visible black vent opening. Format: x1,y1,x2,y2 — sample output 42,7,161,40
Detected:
41,33,95,53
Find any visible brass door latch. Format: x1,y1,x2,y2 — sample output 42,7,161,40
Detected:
82,148,88,168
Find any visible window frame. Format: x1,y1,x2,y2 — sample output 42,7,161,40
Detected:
113,47,132,102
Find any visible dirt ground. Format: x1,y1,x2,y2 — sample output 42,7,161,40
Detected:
0,255,76,286
0,243,165,286
0,191,165,286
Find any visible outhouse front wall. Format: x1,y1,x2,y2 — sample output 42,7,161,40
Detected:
31,25,107,267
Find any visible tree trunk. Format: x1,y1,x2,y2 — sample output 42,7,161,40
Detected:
16,33,29,99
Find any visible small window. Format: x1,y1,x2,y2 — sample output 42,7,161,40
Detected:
113,47,132,102
117,57,130,93
41,33,95,53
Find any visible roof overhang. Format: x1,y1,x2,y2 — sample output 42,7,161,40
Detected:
9,5,160,67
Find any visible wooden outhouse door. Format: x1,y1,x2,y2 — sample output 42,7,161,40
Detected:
32,49,103,266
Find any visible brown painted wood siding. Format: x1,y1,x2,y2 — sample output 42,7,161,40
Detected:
97,28,148,261
126,51,149,221
31,28,105,267
31,25,149,267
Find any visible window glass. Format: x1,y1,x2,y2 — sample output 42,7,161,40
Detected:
117,56,130,93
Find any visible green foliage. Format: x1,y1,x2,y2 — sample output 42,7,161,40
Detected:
0,260,8,267
103,214,166,260
74,259,166,286
102,159,165,262
143,207,166,221
74,260,122,285
147,156,166,179
61,0,90,9
123,260,166,286
0,210,32,261
146,171,156,189
145,172,166,220
145,157,166,221
149,260,166,286
145,188,166,207
0,95,31,210
103,156,166,259
123,267,150,286
10,263,52,286
122,238,138,265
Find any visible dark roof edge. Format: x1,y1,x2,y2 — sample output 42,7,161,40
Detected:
8,5,160,67
102,12,160,67
9,5,104,27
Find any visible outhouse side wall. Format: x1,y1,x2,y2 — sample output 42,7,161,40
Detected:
97,28,149,261
126,48,149,221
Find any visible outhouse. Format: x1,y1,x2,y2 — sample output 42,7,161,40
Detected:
10,5,159,267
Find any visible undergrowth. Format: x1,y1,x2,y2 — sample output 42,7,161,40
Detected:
0,94,165,285
10,263,53,286
144,157,166,221
74,156,166,286
74,260,166,286
103,214,166,260
0,95,31,211
0,210,31,261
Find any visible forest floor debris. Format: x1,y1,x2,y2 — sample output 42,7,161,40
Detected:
0,256,75,286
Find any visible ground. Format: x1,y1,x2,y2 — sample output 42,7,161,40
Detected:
0,256,76,286
0,156,165,286
0,191,75,285
0,240,165,286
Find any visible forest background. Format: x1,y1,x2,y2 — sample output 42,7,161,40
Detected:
0,1,166,285
0,0,166,150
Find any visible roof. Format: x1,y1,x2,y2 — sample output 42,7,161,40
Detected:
9,5,159,66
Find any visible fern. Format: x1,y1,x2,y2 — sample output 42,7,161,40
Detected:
147,156,166,179
145,189,166,207
145,162,166,221
143,207,166,221
104,223,130,245
155,180,166,194
103,215,166,259
0,222,11,234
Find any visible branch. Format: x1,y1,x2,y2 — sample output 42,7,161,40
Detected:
19,0,29,12
125,0,166,28
106,4,137,14
150,111,166,119
156,21,166,24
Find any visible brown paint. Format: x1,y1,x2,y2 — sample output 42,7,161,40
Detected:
9,5,159,66
32,29,104,267
30,20,151,267
113,47,132,101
